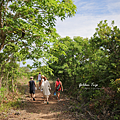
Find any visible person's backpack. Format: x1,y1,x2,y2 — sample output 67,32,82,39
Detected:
54,91,56,95
56,83,61,91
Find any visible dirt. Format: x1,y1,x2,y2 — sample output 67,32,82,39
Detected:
1,82,81,120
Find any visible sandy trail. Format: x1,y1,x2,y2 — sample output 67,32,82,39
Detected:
6,82,77,120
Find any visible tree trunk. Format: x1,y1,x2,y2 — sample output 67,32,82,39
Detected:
6,72,9,90
0,1,6,51
0,71,4,88
0,76,3,88
12,78,14,92
0,79,1,88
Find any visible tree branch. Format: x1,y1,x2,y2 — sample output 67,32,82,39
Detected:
0,0,6,51
5,39,19,45
13,12,21,19
3,0,10,24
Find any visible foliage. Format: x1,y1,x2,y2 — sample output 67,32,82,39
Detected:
0,3,120,118
89,20,120,86
48,36,87,85
0,87,7,103
0,0,76,88
18,67,31,77
87,87,120,120
47,20,120,119
48,20,120,88
29,65,54,80
111,78,120,93
0,0,76,65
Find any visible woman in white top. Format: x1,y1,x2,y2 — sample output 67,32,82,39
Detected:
41,77,51,104
41,75,44,91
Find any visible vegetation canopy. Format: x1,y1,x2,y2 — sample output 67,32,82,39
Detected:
0,0,76,87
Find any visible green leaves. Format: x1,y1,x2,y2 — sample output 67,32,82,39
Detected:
48,36,86,83
47,20,120,88
0,0,76,72
0,0,76,88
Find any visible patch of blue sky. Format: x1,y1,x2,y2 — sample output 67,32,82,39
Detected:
74,0,120,15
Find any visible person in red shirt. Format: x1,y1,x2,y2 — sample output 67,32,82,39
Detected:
55,78,63,101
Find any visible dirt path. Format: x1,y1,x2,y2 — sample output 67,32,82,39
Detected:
4,82,80,120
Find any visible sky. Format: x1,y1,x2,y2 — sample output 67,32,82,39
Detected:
20,0,120,67
55,0,120,39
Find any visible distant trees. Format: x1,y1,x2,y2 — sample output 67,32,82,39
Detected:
48,20,120,88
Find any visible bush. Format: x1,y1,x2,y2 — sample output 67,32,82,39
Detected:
0,87,7,103
111,78,120,92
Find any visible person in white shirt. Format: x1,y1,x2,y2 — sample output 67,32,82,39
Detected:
41,75,44,92
41,77,51,104
37,72,41,89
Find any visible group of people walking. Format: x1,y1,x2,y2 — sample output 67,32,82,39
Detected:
28,72,63,104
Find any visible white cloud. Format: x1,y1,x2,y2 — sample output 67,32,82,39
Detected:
107,1,120,14
56,14,120,39
55,0,120,39
74,0,120,16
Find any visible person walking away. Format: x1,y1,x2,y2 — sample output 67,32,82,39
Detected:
41,75,45,91
28,76,36,101
55,78,63,101
41,75,45,98
37,72,41,89
41,77,51,104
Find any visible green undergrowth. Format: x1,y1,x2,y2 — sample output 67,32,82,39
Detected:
64,81,120,120
0,98,25,111
0,77,28,114
0,97,26,117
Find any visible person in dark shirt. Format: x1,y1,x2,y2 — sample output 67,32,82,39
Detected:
28,76,36,101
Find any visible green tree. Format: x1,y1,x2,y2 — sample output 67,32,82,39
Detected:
48,20,120,89
48,36,89,86
89,20,120,86
0,0,76,88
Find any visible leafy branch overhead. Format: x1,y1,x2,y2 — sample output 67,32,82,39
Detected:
0,0,76,54
0,0,76,88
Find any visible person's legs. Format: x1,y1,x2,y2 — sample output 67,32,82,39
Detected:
39,80,40,89
41,91,44,98
57,92,60,100
46,95,49,102
46,96,48,102
56,92,58,99
29,93,33,100
46,96,49,104
40,80,42,86
33,94,35,98
30,93,32,98
56,91,60,99
44,95,46,103
33,91,35,101
41,86,43,91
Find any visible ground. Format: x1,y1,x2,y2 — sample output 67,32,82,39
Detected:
1,81,82,120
